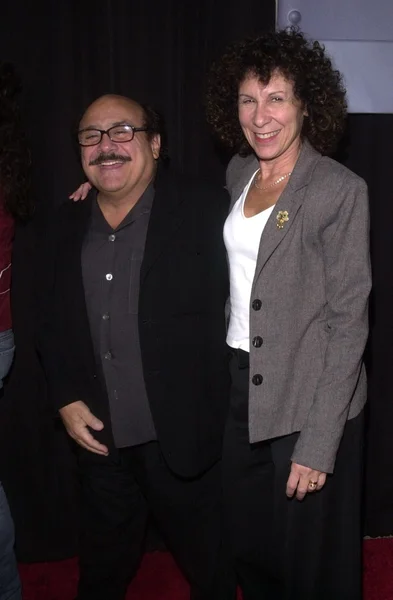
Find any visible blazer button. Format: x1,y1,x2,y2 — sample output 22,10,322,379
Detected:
252,374,263,386
252,299,262,311
252,336,263,348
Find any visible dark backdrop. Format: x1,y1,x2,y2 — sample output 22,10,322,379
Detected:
0,0,390,561
342,116,393,537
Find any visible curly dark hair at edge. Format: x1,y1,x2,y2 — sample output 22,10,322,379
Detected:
205,28,347,157
0,61,32,220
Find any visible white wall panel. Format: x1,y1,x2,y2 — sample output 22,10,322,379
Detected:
277,1,393,113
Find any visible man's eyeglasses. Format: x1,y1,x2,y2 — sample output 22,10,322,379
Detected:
78,124,149,147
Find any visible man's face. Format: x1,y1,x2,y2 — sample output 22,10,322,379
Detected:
79,95,160,199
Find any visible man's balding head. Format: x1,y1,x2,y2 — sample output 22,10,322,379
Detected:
78,94,161,203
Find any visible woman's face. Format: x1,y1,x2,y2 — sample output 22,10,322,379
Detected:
238,72,307,164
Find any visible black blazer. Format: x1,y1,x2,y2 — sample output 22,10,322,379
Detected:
37,168,230,478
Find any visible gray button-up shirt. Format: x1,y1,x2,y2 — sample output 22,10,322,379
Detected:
81,185,156,448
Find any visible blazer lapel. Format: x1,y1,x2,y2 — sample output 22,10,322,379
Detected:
253,141,322,279
60,196,97,370
62,196,92,292
141,168,186,283
253,182,304,280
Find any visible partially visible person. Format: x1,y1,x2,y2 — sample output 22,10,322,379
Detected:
38,94,234,600
0,60,32,600
206,28,371,600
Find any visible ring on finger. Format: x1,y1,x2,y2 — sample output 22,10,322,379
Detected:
308,480,318,491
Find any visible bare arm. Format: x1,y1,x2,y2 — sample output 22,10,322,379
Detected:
69,181,92,201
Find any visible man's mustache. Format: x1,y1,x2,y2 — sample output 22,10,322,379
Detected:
89,153,132,166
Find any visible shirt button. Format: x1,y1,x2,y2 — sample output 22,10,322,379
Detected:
104,351,112,360
252,374,263,386
105,273,113,281
252,299,262,311
102,313,110,321
108,234,116,242
252,336,263,348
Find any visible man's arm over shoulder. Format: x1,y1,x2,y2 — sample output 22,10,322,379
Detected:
226,154,245,193
225,153,259,206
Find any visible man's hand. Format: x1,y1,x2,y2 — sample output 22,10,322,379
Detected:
286,461,327,501
59,401,108,455
69,181,92,201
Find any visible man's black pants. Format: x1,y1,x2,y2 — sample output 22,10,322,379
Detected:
76,441,236,600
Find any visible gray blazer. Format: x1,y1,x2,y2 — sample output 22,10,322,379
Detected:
226,141,371,473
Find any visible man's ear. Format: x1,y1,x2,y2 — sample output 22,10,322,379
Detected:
151,134,161,159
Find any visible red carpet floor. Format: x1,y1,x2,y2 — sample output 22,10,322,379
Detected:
19,538,393,600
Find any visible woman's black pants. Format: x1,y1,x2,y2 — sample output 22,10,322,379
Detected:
222,350,364,600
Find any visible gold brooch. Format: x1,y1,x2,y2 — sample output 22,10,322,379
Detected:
276,210,289,229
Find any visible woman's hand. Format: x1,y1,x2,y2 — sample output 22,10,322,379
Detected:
286,462,327,500
69,181,92,201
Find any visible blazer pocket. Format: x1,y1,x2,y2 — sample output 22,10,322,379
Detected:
317,323,330,366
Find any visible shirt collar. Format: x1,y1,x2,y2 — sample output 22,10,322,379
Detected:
91,181,155,232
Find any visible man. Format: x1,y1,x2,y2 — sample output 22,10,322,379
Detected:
37,94,233,600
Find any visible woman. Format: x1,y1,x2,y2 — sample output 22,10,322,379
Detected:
206,29,370,600
0,60,32,599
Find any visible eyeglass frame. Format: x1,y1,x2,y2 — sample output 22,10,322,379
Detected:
77,123,149,147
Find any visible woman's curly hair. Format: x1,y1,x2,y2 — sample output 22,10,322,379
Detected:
0,61,32,220
205,28,347,157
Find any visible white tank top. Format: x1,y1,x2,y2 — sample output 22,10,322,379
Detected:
224,171,275,352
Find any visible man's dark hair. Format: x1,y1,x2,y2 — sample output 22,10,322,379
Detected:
0,61,33,220
141,103,169,161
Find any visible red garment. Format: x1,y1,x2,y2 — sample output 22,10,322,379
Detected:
0,193,14,332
